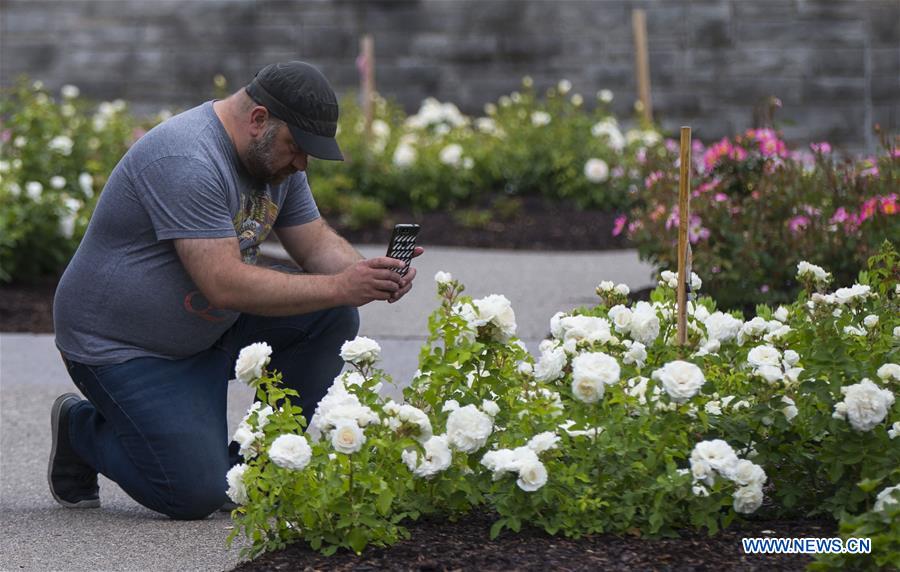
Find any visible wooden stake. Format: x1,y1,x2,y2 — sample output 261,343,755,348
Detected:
360,34,376,144
631,9,653,125
677,126,692,346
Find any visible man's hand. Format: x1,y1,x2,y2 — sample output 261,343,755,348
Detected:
334,256,407,306
388,246,425,304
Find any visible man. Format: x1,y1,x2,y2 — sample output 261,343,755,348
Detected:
49,61,422,520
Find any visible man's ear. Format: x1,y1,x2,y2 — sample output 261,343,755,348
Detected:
248,106,269,137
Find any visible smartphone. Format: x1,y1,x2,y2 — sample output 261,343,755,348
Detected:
386,223,420,276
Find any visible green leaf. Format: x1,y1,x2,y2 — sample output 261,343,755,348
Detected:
347,528,368,554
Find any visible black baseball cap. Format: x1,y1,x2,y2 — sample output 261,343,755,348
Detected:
245,61,344,161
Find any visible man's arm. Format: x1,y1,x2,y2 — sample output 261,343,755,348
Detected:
173,236,404,316
275,217,363,274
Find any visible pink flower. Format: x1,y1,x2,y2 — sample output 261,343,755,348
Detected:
612,166,625,178
644,171,664,189
879,194,897,215
760,285,770,293
810,142,832,154
697,179,721,194
714,193,728,202
788,215,810,233
0,129,10,143
830,207,849,224
688,215,710,243
649,204,666,222
636,148,647,164
612,215,627,237
665,139,679,153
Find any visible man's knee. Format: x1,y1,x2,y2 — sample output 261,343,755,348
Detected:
156,462,228,520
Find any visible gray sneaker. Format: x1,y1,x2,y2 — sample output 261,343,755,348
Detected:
48,393,100,508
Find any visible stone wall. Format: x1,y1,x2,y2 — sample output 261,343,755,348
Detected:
2,0,898,152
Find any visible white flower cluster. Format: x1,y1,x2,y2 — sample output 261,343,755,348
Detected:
596,280,630,296
608,302,660,346
340,336,381,365
533,340,568,383
307,371,380,449
454,295,517,342
553,313,615,346
584,158,609,183
445,403,494,453
226,463,249,505
832,379,895,432
481,432,559,492
401,435,452,478
746,344,803,386
590,117,625,152
232,401,274,459
659,270,702,292
876,363,900,382
796,261,831,284
808,284,872,309
690,439,767,514
434,270,453,285
874,484,900,513
736,317,791,346
383,400,433,443
701,311,744,343
571,352,620,403
234,342,273,384
405,97,468,132
651,360,705,403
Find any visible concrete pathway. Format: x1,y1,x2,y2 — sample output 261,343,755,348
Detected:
0,245,655,571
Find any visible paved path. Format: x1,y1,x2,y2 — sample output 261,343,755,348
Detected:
0,246,655,571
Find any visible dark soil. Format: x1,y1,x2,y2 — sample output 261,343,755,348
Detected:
330,197,630,252
233,511,836,572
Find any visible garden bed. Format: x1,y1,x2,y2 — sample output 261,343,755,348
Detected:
233,511,834,571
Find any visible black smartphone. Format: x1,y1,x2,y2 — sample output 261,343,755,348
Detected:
386,223,420,276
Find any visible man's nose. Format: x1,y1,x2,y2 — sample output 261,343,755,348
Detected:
291,151,308,172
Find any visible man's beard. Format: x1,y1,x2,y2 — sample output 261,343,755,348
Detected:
244,122,295,186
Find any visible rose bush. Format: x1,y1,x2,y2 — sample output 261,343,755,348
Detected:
228,243,898,565
618,127,899,313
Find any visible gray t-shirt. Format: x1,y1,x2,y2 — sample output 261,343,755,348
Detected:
54,101,320,365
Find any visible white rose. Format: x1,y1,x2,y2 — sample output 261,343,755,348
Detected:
887,421,899,439
472,294,517,340
730,459,767,488
797,261,829,282
78,172,94,197
733,484,764,514
629,302,661,345
756,365,784,385
834,284,871,305
442,399,460,413
434,271,453,285
691,439,739,477
598,89,614,103
894,326,900,339
573,351,621,386
653,360,705,403
608,305,633,334
225,463,249,505
516,459,548,492
49,176,66,189
61,84,80,99
234,342,273,383
269,434,312,470
773,306,789,322
481,399,500,418
403,435,452,478
781,396,798,422
623,341,647,368
481,448,520,478
747,345,782,368
692,484,710,497
534,346,568,383
446,405,493,453
783,350,800,367
233,422,263,459
704,312,743,343
876,363,900,382
836,379,895,432
527,431,560,454
25,181,43,201
559,315,613,344
863,314,879,328
531,111,551,126
584,158,610,183
331,421,366,454
340,336,381,365
874,484,900,512
439,143,463,166
549,311,568,339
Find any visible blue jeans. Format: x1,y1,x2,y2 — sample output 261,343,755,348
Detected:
62,306,359,520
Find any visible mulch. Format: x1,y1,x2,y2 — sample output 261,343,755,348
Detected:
233,511,836,572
